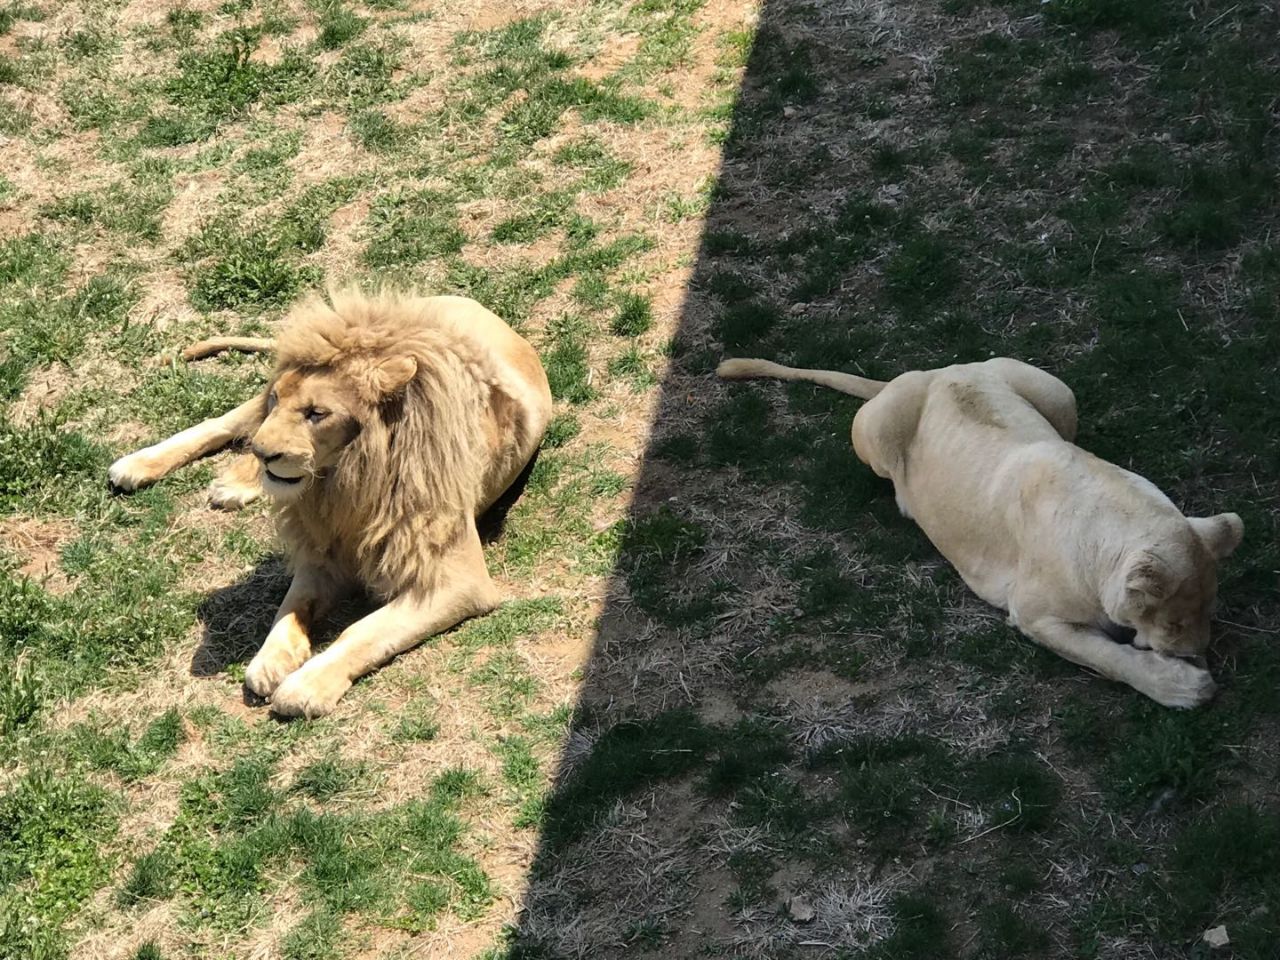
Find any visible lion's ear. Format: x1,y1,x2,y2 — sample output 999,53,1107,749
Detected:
370,356,417,396
1189,512,1244,560
1124,550,1172,602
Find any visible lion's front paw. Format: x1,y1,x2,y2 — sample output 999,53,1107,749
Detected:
269,663,351,719
244,645,308,699
208,475,261,510
108,452,161,492
1144,655,1217,709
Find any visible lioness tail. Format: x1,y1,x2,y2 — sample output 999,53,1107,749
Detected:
181,337,277,362
716,358,887,399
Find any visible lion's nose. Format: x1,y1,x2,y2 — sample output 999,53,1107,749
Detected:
252,444,281,464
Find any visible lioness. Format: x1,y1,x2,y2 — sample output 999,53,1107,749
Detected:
717,356,1243,708
110,290,552,718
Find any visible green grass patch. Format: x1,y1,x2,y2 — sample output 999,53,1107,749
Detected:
140,27,315,145
292,758,368,802
610,291,653,337
72,708,186,781
364,188,464,268
0,768,118,954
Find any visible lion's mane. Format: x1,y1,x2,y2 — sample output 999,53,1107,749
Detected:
271,288,500,599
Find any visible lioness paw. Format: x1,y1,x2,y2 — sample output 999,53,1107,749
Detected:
108,452,161,492
1145,656,1217,710
269,664,351,719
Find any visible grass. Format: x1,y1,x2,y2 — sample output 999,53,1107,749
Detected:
73,707,186,781
1,0,1277,957
292,758,367,802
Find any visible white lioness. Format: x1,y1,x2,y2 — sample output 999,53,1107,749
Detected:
110,290,552,717
718,356,1243,708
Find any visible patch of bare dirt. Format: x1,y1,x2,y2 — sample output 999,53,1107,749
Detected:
9,364,76,425
70,903,181,960
127,268,203,331
288,110,372,187
764,667,877,705
114,0,227,30
0,516,75,592
311,194,372,284
465,0,554,33
580,32,642,82
160,169,227,247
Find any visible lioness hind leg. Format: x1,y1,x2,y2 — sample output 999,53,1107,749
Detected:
988,358,1078,442
109,393,266,492
269,527,499,719
208,452,263,510
1020,614,1216,709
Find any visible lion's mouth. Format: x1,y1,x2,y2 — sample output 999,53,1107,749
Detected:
264,469,304,486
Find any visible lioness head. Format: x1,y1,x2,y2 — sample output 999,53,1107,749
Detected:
1116,513,1244,657
251,355,417,501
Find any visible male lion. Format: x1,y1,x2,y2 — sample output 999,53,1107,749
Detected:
717,356,1243,708
110,291,552,718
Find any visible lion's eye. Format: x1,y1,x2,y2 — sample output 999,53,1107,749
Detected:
304,407,329,424
267,391,278,410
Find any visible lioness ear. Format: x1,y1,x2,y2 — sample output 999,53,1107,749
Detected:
1189,512,1244,560
1124,550,1172,602
370,356,417,396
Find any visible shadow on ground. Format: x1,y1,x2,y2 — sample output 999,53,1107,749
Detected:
498,1,1280,958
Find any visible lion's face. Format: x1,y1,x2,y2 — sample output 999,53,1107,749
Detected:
251,369,364,501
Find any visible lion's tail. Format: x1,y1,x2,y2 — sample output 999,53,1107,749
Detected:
181,337,277,362
716,357,887,400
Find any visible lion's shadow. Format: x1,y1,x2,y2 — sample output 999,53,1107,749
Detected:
189,556,378,680
189,450,540,679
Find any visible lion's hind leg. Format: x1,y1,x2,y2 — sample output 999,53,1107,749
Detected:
108,393,265,492
208,452,263,510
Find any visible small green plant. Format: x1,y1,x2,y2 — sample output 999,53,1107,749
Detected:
864,893,950,959
117,849,178,907
923,810,958,847
469,651,539,719
976,902,1049,958
541,710,713,850
717,300,779,348
281,908,343,960
392,699,441,742
882,235,961,311
544,333,595,404
292,758,365,802
965,753,1061,833
0,656,39,735
0,415,104,513
541,413,581,448
610,291,653,336
364,189,465,268
315,1,366,50
608,346,656,389
621,506,707,615
0,768,118,921
190,233,321,311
